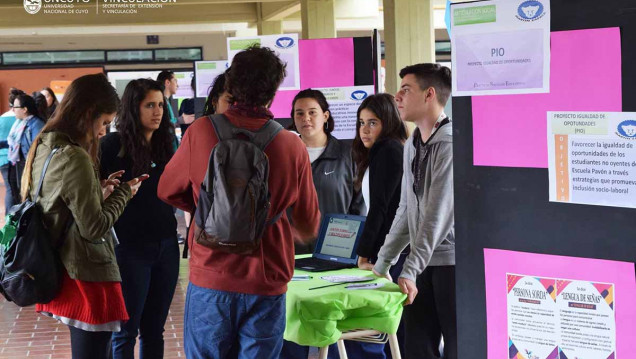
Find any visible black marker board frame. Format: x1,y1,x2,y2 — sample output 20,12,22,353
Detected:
454,1,636,357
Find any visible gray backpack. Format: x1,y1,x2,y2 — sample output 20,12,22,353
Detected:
193,114,283,254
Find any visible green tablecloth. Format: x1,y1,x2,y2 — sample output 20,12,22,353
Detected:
284,260,407,347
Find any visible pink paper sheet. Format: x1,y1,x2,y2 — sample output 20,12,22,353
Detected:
269,38,356,119
472,27,622,168
299,38,355,89
483,249,636,358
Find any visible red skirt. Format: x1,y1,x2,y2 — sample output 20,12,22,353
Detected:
36,271,128,325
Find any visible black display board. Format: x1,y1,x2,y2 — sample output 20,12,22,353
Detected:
454,1,636,357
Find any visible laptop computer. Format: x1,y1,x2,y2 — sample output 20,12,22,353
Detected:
294,213,366,272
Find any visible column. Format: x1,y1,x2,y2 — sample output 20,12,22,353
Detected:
301,0,336,39
383,0,435,94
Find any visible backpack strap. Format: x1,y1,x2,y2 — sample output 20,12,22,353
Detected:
33,147,60,203
209,114,283,151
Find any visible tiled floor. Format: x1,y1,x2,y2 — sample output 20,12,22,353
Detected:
0,179,190,359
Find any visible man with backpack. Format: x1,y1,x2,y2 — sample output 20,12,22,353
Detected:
158,46,321,359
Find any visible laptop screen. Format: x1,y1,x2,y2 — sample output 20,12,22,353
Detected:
314,214,366,263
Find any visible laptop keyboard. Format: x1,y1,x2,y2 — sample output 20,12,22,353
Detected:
295,257,352,271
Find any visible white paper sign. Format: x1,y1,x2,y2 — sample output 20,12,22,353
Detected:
194,61,228,98
318,85,375,140
548,111,636,208
507,274,616,359
226,34,300,90
451,0,550,96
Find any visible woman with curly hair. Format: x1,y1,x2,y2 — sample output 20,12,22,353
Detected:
100,78,178,359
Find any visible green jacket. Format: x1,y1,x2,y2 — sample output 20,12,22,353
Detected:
28,131,132,282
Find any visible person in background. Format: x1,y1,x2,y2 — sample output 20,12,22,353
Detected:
0,88,22,212
32,92,50,122
178,75,197,128
280,89,365,359
101,79,178,359
22,73,144,359
373,63,456,359
40,87,59,119
202,70,233,117
352,93,409,358
158,45,320,359
7,93,45,204
156,70,179,125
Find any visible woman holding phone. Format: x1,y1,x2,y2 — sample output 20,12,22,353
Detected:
100,78,178,359
22,74,145,359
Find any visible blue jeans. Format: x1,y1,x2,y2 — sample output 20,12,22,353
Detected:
185,283,286,359
112,238,180,359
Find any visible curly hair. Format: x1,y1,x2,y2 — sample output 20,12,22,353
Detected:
14,93,40,119
352,93,408,190
288,89,334,134
117,78,175,176
225,45,286,107
203,70,228,116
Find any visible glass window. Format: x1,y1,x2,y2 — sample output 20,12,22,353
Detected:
154,48,202,61
2,51,105,65
106,50,153,62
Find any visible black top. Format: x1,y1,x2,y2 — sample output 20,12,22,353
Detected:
355,138,404,259
99,132,177,244
178,98,195,116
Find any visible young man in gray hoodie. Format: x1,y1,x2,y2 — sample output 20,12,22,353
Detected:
373,63,455,359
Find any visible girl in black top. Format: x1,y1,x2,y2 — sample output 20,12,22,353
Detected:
100,79,178,359
352,93,408,270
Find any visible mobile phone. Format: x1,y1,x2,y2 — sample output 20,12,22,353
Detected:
136,174,150,182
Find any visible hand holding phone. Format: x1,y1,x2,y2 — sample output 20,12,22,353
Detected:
126,174,149,196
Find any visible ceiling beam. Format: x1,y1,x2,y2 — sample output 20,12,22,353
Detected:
260,1,300,21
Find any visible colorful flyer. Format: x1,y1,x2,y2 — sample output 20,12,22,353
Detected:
226,34,300,91
194,61,228,98
484,249,636,359
309,86,375,140
451,0,550,96
548,112,636,209
507,274,616,359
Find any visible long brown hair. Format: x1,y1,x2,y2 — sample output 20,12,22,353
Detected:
21,73,120,200
352,93,408,191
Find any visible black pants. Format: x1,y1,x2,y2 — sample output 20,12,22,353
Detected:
7,161,23,206
69,325,113,359
404,266,457,359
0,163,15,213
112,238,180,359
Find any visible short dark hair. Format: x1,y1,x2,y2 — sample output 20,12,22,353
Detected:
288,89,334,134
203,70,229,116
8,88,25,106
156,70,175,90
225,45,286,107
14,93,40,118
399,63,451,106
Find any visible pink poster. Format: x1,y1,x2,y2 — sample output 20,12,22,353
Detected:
484,249,636,359
472,27,622,168
269,38,356,119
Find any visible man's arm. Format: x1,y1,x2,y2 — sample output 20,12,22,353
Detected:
158,125,195,213
372,143,413,275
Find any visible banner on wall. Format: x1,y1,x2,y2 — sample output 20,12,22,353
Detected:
450,0,551,96
484,249,636,359
106,70,194,99
194,61,228,98
227,34,300,91
548,111,636,209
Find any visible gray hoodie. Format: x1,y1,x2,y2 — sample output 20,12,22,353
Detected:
373,121,454,282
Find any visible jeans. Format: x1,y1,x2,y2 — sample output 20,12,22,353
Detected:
69,325,113,359
7,162,23,207
404,266,456,359
111,238,180,359
0,163,15,213
184,283,286,359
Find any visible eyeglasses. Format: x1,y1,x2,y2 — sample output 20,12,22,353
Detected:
11,105,25,109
